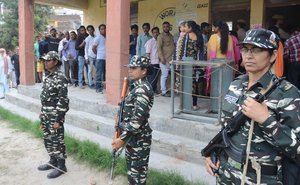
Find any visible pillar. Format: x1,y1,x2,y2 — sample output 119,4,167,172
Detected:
106,0,130,104
19,0,35,85
250,0,265,28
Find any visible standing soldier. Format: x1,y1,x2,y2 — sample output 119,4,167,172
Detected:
112,56,154,185
204,29,300,184
38,51,69,179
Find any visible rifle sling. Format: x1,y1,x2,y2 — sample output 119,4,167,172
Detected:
227,156,278,176
224,77,278,164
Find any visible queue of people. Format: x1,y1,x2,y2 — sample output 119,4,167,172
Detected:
35,25,106,93
130,20,248,113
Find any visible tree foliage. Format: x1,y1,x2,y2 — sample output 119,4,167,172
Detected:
0,0,53,50
34,3,53,34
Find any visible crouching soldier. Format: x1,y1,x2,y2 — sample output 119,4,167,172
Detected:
38,51,69,179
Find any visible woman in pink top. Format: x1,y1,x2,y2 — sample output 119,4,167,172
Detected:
230,31,242,77
206,21,235,112
207,21,235,88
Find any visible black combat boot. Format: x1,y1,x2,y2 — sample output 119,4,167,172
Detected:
38,156,57,171
47,158,67,179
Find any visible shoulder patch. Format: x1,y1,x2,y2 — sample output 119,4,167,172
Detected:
224,94,238,105
280,80,293,91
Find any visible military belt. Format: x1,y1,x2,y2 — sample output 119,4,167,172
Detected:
44,101,57,106
227,157,278,176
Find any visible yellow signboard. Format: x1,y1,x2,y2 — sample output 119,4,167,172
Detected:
176,0,197,24
153,7,176,32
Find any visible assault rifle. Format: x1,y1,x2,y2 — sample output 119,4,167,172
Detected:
110,77,129,180
201,77,283,172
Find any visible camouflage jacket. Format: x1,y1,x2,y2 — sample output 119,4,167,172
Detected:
120,78,154,141
40,67,69,123
222,70,300,166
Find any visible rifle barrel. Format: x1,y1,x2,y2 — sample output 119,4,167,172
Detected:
110,150,116,179
110,77,129,180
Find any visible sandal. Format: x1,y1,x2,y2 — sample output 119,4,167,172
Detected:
192,106,200,111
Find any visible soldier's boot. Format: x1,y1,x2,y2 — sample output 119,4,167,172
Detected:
47,159,67,179
38,156,57,171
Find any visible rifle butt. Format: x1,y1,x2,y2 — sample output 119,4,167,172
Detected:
121,77,129,100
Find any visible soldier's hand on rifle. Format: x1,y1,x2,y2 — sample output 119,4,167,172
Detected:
112,138,125,151
113,131,118,141
205,157,219,176
40,124,45,130
53,122,60,129
242,97,270,124
39,113,45,129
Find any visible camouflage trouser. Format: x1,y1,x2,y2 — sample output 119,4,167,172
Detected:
217,153,282,185
41,122,66,160
125,134,151,185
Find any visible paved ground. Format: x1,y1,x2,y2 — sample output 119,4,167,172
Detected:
0,121,126,185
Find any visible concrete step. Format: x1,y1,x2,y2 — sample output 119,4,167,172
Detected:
5,91,208,164
17,84,116,117
0,99,216,184
16,85,221,143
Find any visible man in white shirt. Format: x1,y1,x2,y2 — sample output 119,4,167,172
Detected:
92,24,106,93
84,25,96,88
58,31,69,77
145,27,160,94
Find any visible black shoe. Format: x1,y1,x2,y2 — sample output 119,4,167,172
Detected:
96,89,103,93
47,159,67,179
89,85,96,89
162,91,171,97
47,167,67,179
38,156,57,171
38,163,55,171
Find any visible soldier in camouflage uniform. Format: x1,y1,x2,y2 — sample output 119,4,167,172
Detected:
37,51,69,179
112,55,154,185
205,29,300,184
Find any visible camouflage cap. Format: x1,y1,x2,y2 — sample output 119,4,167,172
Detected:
42,51,60,61
238,29,280,49
128,55,150,68
41,51,62,66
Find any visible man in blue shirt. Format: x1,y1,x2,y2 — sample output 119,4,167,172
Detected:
63,31,78,86
136,23,152,56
